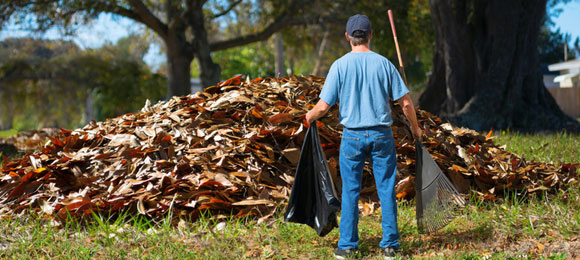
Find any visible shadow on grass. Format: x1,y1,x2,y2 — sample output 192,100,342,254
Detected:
399,222,493,257
347,221,493,258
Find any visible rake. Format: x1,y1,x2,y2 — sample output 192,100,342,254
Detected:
414,140,466,233
388,9,466,233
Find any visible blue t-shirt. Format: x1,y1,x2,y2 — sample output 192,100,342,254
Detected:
319,51,409,129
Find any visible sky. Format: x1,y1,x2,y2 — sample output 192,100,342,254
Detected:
1,2,579,69
552,1,580,41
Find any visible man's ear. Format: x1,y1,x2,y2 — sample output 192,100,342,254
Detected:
345,32,350,42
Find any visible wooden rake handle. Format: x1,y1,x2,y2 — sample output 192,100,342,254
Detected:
388,9,408,85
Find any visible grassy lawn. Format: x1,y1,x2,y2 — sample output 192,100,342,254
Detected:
494,130,580,163
0,129,18,139
0,131,578,259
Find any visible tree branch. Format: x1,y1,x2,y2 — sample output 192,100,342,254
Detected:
107,6,146,26
209,15,342,52
209,0,242,20
126,0,168,39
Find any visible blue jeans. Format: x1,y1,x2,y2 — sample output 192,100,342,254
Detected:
338,126,400,250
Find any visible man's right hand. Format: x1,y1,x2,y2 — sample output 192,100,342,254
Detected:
412,126,423,142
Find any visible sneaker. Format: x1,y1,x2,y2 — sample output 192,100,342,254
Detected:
333,248,357,259
383,246,398,260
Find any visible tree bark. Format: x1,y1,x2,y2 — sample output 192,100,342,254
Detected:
166,36,194,97
189,2,221,89
312,29,329,76
420,0,579,131
85,89,94,124
275,33,286,77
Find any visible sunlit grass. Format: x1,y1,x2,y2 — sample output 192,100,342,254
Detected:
0,187,577,259
0,129,17,139
493,130,580,163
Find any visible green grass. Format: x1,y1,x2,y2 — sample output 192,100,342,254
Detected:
0,132,578,259
0,188,578,259
0,129,18,139
493,130,580,163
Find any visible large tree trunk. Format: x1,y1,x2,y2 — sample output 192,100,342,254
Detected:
190,3,221,89
420,0,578,131
166,36,194,97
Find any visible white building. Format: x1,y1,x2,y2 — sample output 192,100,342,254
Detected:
549,59,580,87
547,58,580,118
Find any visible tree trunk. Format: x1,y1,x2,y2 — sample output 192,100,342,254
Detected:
166,36,194,97
275,33,286,76
85,89,94,124
312,30,329,76
190,4,221,89
420,0,578,131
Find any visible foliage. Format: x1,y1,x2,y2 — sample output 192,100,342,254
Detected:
0,37,165,130
211,41,276,79
333,0,434,86
207,0,434,85
538,26,579,64
539,0,580,64
0,0,335,94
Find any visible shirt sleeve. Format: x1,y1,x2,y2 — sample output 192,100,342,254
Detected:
319,62,340,106
387,61,409,101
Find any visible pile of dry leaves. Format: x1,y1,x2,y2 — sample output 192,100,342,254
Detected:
0,75,578,222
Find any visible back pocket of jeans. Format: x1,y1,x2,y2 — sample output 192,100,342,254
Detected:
341,136,360,159
375,135,393,158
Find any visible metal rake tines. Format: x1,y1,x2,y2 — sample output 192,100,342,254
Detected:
417,173,466,233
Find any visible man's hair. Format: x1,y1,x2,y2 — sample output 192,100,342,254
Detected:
348,30,370,46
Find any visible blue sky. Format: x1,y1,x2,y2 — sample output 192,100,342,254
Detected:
552,1,580,41
1,2,579,69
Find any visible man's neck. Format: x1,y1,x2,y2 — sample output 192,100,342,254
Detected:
351,44,371,53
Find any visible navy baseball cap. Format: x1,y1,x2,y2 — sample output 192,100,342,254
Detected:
346,14,372,38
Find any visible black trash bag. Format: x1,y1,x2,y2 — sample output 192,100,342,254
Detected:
284,121,341,237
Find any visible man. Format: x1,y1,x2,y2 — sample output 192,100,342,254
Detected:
305,14,423,259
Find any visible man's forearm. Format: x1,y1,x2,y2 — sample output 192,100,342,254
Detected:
307,109,326,122
306,99,331,124
401,101,419,129
398,94,423,139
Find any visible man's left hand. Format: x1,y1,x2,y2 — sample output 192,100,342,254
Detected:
305,110,315,125
305,100,331,126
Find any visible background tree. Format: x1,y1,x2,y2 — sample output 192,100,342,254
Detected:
538,28,578,64
278,0,433,85
349,0,434,88
0,0,338,97
538,2,579,64
0,37,165,130
419,0,579,131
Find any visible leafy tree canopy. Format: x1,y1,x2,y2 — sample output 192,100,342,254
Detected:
0,37,165,130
